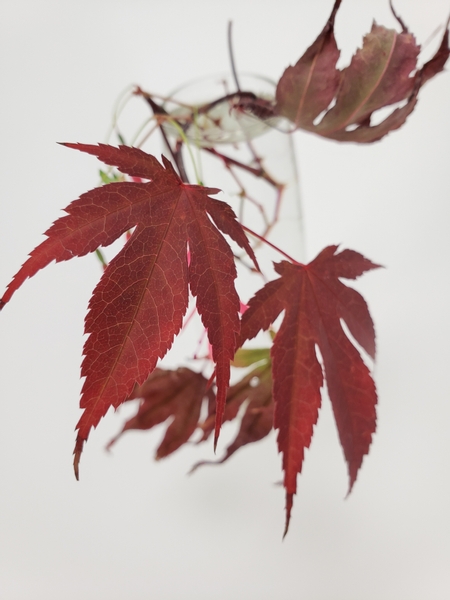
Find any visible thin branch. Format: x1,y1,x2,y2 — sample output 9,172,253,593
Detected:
242,225,301,265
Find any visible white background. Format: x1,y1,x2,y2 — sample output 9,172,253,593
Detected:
1,1,450,598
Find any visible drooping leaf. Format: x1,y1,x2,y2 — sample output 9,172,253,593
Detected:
275,0,450,142
107,367,214,459
0,144,258,477
238,246,380,534
192,359,273,472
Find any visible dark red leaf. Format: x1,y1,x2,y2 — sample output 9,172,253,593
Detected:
107,367,214,459
239,246,380,535
0,145,256,476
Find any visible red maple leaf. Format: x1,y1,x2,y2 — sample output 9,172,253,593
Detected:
275,0,450,142
107,367,215,459
0,144,258,477
238,246,380,535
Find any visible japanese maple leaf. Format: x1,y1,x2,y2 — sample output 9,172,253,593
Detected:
238,246,380,535
107,367,214,459
275,0,450,142
0,144,258,477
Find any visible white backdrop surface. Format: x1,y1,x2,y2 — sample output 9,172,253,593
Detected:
1,1,450,599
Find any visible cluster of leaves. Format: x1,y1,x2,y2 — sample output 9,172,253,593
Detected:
1,0,448,534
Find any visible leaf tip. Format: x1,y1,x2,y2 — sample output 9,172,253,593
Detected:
73,437,84,481
283,493,294,539
188,460,209,475
105,436,117,453
188,462,200,475
345,465,360,498
155,446,167,461
213,399,224,453
73,455,80,481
